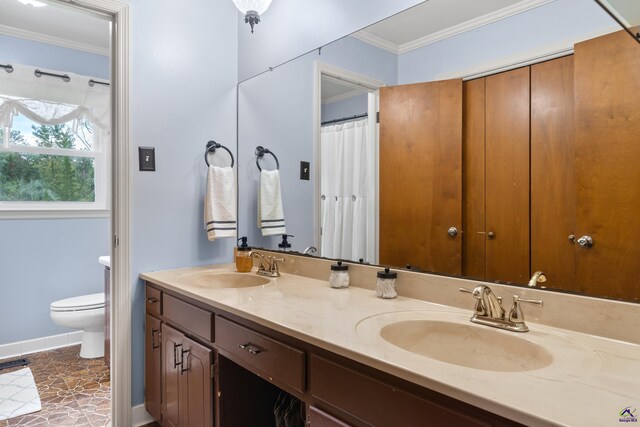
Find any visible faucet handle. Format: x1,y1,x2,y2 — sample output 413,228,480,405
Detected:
459,287,473,294
509,295,543,325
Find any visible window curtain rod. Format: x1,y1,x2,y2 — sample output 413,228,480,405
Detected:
321,113,368,126
27,68,110,86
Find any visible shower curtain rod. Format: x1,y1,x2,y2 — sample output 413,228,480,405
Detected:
321,113,368,126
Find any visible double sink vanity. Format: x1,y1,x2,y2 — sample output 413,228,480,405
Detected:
141,251,640,426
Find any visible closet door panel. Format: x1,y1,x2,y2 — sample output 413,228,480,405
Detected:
574,31,640,301
531,56,576,291
379,79,463,275
485,67,530,284
462,78,487,279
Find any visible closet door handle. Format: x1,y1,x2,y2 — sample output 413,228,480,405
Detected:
577,235,594,248
487,232,496,240
448,227,458,237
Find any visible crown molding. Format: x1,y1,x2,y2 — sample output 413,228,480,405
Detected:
354,0,555,55
351,31,399,54
0,23,109,56
323,88,367,105
437,25,619,81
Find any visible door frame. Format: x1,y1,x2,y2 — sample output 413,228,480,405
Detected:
52,0,131,425
313,62,384,262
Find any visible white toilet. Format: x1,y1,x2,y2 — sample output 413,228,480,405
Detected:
50,293,105,359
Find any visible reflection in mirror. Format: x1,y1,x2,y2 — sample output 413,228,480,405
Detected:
238,0,640,302
594,0,640,43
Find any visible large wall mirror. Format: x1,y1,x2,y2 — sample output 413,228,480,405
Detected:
237,0,640,303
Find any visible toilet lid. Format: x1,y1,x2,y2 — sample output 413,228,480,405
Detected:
50,293,105,312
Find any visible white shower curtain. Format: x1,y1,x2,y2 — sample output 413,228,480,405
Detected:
320,118,371,262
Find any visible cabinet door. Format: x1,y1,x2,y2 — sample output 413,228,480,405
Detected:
574,31,640,301
485,67,531,284
145,315,162,422
180,335,213,427
162,324,183,427
379,79,463,274
531,56,577,291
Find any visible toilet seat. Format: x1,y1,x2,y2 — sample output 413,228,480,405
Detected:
50,293,105,312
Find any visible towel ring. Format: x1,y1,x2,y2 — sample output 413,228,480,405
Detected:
205,140,234,168
255,146,280,171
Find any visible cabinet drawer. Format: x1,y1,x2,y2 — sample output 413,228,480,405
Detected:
215,316,305,393
163,294,214,342
309,406,352,427
145,285,162,316
311,356,491,427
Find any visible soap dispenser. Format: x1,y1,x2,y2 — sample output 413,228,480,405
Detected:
278,234,294,251
235,237,253,273
376,267,397,299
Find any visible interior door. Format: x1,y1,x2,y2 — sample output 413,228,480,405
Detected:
162,323,183,427
574,31,640,301
379,79,463,274
485,67,531,284
145,315,162,422
180,336,214,427
531,56,577,291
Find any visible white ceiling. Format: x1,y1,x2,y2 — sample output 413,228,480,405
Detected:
0,0,110,56
321,75,368,104
353,0,553,54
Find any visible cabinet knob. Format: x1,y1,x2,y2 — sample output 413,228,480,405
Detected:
487,232,496,240
568,234,576,242
447,227,458,237
577,235,594,248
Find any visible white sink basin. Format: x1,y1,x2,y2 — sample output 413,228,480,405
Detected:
174,271,271,289
380,319,552,372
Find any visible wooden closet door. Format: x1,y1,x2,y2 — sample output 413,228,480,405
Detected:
462,78,486,279
531,56,577,291
574,31,640,301
485,67,530,284
379,79,463,275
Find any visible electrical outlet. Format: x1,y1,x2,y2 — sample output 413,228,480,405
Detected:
139,147,156,171
300,161,310,180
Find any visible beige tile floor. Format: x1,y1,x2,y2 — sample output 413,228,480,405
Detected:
0,345,110,426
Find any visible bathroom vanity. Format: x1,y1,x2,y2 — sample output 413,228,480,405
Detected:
141,253,640,427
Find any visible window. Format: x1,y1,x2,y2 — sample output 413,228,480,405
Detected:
0,64,110,215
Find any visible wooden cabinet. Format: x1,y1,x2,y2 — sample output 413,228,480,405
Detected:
379,79,463,275
145,314,162,422
462,67,531,285
161,324,214,427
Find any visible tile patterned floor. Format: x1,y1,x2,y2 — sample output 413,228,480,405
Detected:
0,345,110,427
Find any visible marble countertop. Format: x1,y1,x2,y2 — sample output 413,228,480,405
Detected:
140,264,640,427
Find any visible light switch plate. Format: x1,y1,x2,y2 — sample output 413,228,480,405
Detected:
139,147,155,171
300,161,310,180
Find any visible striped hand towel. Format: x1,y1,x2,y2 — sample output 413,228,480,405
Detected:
204,166,236,241
258,169,286,236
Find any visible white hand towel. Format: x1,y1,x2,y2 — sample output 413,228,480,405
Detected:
204,166,236,241
258,169,286,236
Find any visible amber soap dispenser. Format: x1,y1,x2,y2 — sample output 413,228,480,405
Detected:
235,236,253,273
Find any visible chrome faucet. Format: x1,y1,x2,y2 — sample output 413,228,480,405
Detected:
302,246,317,255
248,251,284,277
528,271,546,288
460,285,543,332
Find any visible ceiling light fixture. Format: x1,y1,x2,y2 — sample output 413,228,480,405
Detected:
232,0,272,33
17,0,47,6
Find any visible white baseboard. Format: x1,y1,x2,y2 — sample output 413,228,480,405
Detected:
132,404,153,426
0,331,83,360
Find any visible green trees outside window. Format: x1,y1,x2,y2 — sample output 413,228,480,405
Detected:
0,123,96,202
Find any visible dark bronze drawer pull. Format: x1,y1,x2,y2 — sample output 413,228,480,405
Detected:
146,297,158,304
238,343,262,355
151,328,160,349
181,349,190,375
173,343,183,369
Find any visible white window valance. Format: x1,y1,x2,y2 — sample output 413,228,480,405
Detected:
0,63,110,131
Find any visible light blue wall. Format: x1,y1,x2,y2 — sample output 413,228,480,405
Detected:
238,36,396,252
397,0,616,84
0,36,111,346
321,94,369,123
0,34,110,79
127,0,238,406
0,219,109,343
237,0,425,81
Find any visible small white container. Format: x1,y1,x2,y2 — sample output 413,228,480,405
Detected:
329,261,350,289
376,267,397,299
